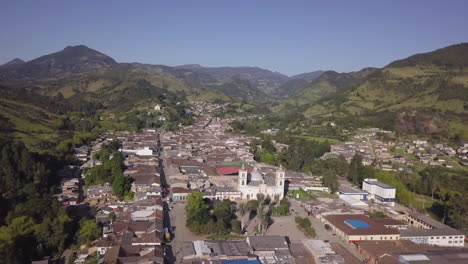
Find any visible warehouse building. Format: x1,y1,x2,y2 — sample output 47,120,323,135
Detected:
323,214,400,242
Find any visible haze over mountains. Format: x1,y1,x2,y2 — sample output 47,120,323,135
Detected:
0,45,325,99
1,42,467,146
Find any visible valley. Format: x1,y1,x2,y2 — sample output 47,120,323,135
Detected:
0,42,467,264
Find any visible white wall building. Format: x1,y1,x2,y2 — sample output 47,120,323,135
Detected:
362,178,396,206
400,212,465,247
120,146,154,156
238,165,285,200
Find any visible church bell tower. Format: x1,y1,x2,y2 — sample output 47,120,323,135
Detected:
276,165,285,188
238,164,247,187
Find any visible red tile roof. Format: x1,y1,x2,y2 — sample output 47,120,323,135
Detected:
216,166,240,175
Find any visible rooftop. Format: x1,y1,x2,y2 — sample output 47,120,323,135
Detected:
364,179,395,189
399,226,463,237
247,236,289,251
355,240,424,259
408,212,449,229
324,214,400,236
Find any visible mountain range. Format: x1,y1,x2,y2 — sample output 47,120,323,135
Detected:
275,43,468,137
0,42,467,147
0,46,325,101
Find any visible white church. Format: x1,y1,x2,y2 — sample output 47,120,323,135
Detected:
237,164,285,200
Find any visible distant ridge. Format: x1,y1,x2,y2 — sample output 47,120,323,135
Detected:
0,45,118,81
290,70,325,81
2,58,25,66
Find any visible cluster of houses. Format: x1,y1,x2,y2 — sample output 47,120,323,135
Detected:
160,105,326,203
55,165,83,206
91,198,165,264
182,236,349,264
68,130,166,264
328,128,468,171
406,140,467,168
54,102,468,264
183,236,296,263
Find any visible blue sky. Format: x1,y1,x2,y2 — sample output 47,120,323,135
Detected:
1,0,467,75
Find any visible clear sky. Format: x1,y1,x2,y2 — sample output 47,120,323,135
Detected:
1,0,467,75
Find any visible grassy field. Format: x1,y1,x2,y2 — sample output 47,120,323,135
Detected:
291,135,341,144
311,191,339,199
0,98,62,151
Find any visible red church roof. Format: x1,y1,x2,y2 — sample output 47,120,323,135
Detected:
216,166,250,175
216,166,239,175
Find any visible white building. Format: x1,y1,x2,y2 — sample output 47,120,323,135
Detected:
120,146,154,156
400,212,465,247
362,178,396,206
237,165,285,200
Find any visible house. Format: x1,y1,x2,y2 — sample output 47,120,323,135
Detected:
131,175,161,193
103,245,164,264
185,240,256,262
246,236,295,264
302,240,345,264
171,187,194,201
355,240,424,264
86,184,117,205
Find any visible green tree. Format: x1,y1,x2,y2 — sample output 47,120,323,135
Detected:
238,203,246,217
79,219,101,246
0,216,37,264
231,219,242,234
84,252,99,264
112,173,132,199
322,170,339,194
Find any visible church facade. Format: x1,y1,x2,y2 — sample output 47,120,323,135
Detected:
237,164,285,200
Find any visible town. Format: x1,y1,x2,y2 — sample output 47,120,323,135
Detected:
45,102,468,264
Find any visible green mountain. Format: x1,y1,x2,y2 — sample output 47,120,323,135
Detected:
175,64,290,95
290,70,324,81
0,46,195,149
0,45,117,82
273,67,376,113
282,43,468,137
295,68,376,101
2,43,467,145
205,74,268,103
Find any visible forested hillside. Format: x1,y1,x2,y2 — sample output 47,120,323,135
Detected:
275,43,468,138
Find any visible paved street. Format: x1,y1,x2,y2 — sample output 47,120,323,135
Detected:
266,216,308,240
170,202,207,264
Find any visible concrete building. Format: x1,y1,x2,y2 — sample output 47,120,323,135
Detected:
362,178,396,206
338,186,368,200
246,236,295,264
302,240,345,264
400,212,465,247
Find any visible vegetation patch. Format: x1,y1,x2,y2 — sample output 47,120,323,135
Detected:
295,216,316,237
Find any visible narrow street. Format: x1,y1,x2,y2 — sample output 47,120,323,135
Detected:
169,202,207,264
